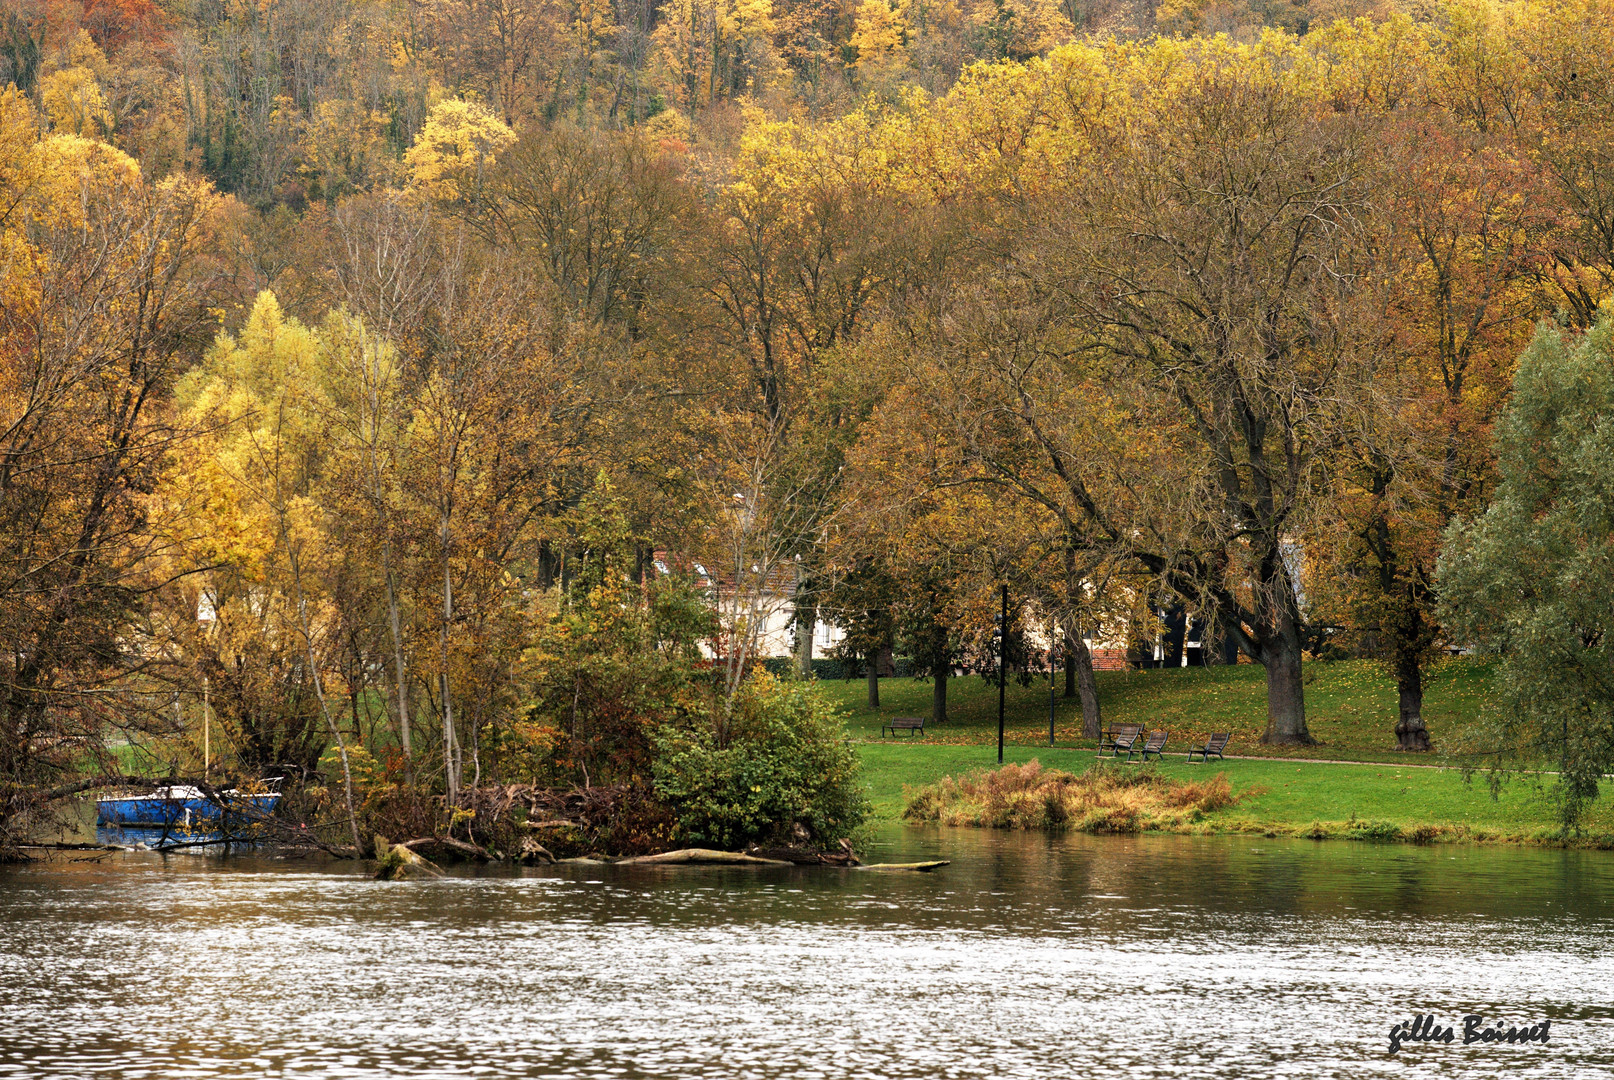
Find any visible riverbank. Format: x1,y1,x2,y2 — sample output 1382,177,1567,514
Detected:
855,744,1614,848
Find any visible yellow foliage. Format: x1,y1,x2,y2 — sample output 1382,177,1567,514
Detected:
851,0,908,76
39,66,112,139
404,98,516,202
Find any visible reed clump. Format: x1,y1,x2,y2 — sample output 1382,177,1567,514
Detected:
903,760,1243,834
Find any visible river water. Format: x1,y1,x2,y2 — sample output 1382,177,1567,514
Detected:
1,828,1611,1079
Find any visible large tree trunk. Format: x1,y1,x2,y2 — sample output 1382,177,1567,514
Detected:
1394,651,1430,751
932,662,948,725
1067,629,1101,739
866,659,879,709
1259,616,1313,745
1059,547,1101,734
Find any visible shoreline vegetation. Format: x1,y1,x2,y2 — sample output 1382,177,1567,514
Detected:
871,748,1614,851
63,661,1614,864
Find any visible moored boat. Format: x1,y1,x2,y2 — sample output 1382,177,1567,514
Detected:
96,782,281,830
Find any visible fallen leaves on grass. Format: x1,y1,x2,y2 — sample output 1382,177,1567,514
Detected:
903,759,1252,833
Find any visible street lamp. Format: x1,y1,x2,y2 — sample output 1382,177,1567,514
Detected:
1048,622,1057,747
996,583,1007,765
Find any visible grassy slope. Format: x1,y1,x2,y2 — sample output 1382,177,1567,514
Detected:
823,657,1492,763
855,743,1614,841
840,659,1614,842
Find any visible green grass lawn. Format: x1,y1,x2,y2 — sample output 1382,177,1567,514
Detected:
854,742,1614,843
822,657,1493,764
838,658,1614,844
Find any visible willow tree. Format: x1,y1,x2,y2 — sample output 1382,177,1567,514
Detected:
1438,317,1614,830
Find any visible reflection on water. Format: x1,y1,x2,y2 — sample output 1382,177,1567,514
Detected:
2,828,1612,1078
95,825,250,851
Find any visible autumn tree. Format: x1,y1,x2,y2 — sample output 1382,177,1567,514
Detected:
1039,36,1393,744
1312,108,1553,750
0,92,220,823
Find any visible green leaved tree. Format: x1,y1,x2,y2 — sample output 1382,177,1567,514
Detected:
1438,314,1614,830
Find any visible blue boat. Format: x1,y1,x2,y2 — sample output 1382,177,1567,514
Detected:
96,783,281,831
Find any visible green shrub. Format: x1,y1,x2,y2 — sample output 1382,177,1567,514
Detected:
652,673,869,850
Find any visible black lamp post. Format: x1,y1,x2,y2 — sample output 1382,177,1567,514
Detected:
1049,622,1057,747
997,583,1007,765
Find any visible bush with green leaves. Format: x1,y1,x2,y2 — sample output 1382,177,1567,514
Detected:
652,673,869,850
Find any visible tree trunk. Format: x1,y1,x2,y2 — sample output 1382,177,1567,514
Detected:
1259,620,1313,745
1394,652,1430,751
1059,547,1100,732
288,550,363,854
794,563,813,678
932,662,948,725
796,604,814,678
866,658,879,709
441,516,460,804
1069,632,1102,739
383,560,411,761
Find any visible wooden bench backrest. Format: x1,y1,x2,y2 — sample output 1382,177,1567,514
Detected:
1206,732,1230,750
1143,730,1168,749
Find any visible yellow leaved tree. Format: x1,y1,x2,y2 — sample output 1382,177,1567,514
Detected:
405,99,517,204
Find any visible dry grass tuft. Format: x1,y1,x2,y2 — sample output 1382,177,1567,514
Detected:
902,759,1244,833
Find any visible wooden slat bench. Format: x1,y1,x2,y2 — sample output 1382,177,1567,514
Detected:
881,716,927,738
1097,724,1142,757
1131,729,1169,761
1187,732,1231,762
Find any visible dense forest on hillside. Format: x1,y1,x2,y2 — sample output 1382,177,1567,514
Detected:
7,0,1614,851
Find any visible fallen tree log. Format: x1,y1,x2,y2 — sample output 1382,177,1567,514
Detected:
19,842,120,851
399,835,492,863
519,837,556,864
374,836,443,880
611,848,793,866
852,861,950,872
748,844,860,866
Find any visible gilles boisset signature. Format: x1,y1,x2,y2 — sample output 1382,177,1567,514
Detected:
1389,1014,1551,1053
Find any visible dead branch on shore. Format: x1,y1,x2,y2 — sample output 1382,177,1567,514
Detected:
610,848,794,866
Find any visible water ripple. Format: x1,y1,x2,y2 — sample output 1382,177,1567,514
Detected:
2,830,1611,1078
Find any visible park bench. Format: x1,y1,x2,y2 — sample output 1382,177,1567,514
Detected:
1187,732,1231,762
881,716,927,738
1098,724,1143,757
1132,729,1169,762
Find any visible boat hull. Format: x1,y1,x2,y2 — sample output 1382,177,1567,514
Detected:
96,793,279,829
